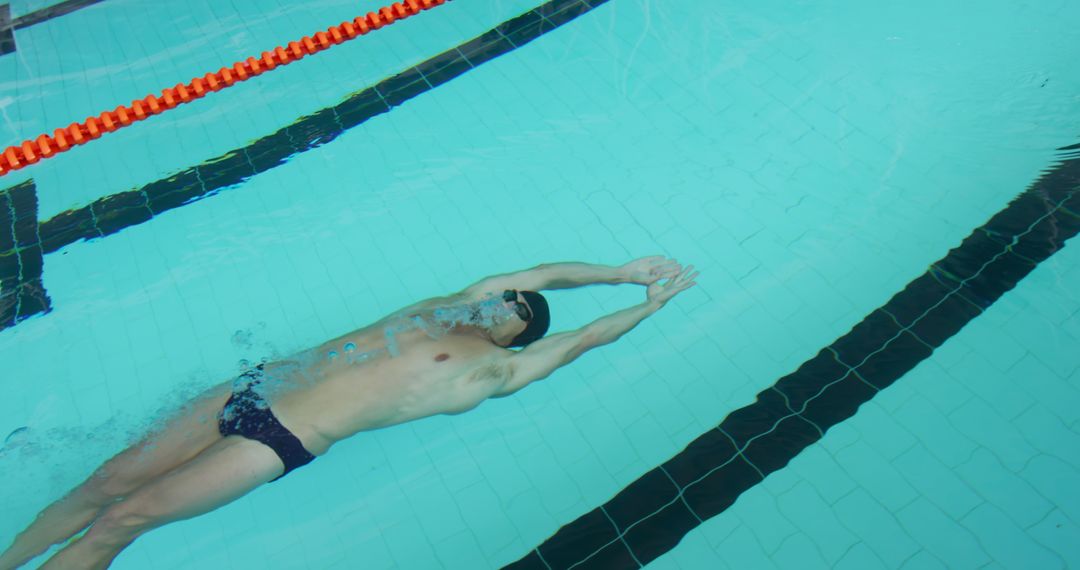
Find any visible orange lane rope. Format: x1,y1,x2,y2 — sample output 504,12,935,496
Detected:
0,0,447,178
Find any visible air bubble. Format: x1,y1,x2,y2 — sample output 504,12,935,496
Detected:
4,426,28,446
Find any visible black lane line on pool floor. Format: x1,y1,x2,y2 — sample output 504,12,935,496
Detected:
0,4,13,55
0,0,107,55
0,180,49,328
505,146,1080,570
0,0,608,331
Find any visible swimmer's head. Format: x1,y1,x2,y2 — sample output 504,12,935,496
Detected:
502,290,550,348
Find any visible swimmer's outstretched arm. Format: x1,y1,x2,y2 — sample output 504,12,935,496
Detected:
462,256,682,295
492,263,698,397
541,257,682,289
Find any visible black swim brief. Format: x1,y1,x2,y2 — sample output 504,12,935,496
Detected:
218,365,315,482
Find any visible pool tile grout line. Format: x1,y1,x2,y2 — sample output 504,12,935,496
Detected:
1,0,107,55
503,145,1080,569
0,0,610,332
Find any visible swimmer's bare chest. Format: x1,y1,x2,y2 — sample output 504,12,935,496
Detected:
266,297,511,453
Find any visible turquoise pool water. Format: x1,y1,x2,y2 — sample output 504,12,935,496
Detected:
1,0,1079,568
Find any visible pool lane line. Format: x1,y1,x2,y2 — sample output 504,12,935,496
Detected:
0,0,610,331
8,0,105,31
0,180,47,328
0,4,13,55
0,0,450,177
504,145,1080,570
4,0,109,56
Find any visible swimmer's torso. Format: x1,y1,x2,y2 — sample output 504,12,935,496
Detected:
252,293,513,454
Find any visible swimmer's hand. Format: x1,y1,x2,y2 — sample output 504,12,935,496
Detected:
621,256,683,286
646,264,698,306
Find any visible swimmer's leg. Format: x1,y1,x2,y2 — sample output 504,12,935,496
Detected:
40,437,283,570
0,381,233,570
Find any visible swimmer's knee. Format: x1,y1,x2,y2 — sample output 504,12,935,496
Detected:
86,503,150,546
83,468,139,504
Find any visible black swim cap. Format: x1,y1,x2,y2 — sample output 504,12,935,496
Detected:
508,290,550,348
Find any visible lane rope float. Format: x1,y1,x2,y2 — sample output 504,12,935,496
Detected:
0,0,448,178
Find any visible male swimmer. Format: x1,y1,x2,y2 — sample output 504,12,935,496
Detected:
0,256,698,570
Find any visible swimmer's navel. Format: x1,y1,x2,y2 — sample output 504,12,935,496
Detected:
434,353,450,362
